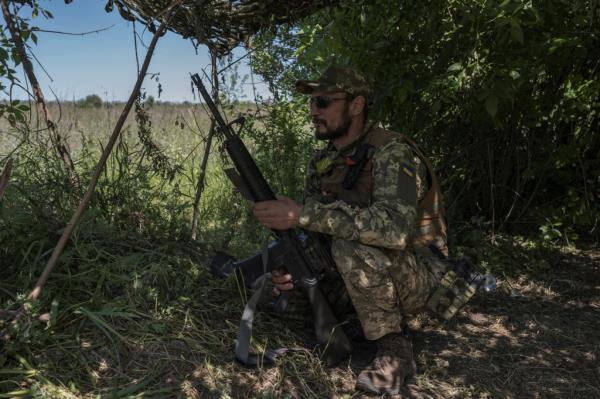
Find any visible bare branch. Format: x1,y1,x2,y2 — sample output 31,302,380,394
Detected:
0,158,13,202
32,24,115,36
24,43,54,82
0,0,76,181
191,51,219,240
27,9,174,302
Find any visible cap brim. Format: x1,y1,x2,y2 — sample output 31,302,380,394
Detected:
295,80,320,94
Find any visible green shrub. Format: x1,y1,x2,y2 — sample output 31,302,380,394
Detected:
78,94,103,108
250,0,600,242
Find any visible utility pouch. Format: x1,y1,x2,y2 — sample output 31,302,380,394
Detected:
426,268,477,321
426,257,496,321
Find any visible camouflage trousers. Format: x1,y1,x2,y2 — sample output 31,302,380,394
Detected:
331,239,439,340
257,239,442,341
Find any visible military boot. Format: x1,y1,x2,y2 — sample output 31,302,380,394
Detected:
356,332,416,395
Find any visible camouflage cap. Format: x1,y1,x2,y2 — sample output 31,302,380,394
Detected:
295,65,372,100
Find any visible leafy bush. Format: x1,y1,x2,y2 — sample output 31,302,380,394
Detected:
145,94,156,106
78,94,103,108
250,0,600,242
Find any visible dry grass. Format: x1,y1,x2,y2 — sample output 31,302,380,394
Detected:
0,101,258,159
1,103,598,398
1,237,598,398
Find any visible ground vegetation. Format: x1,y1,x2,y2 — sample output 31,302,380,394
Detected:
0,0,598,398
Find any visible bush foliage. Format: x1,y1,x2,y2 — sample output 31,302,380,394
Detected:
78,94,103,108
251,0,600,242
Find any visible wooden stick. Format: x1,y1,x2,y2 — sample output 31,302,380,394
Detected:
0,0,76,182
191,120,216,240
26,19,169,301
0,158,13,202
190,52,219,240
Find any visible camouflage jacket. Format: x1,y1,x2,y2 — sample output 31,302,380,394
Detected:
298,124,428,251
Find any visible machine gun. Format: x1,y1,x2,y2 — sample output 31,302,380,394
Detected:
191,74,353,367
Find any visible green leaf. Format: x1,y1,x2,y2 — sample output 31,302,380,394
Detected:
548,37,567,54
447,62,463,72
485,95,498,117
11,48,21,66
510,19,524,44
293,45,304,57
42,9,54,19
398,87,408,103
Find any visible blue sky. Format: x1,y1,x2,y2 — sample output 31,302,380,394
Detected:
8,0,265,102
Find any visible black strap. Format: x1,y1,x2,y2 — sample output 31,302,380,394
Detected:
342,142,373,190
235,244,274,366
234,244,303,367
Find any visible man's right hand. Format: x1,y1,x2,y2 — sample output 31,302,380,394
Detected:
271,267,294,295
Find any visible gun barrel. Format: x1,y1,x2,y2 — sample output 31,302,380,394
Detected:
225,136,277,203
191,73,276,202
191,72,352,365
191,74,234,140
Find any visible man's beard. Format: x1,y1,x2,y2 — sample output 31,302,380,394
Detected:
314,112,352,141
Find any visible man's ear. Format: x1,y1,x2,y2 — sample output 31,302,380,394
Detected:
350,95,366,116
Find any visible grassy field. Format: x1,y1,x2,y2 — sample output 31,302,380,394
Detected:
1,102,599,398
1,100,269,247
0,101,258,158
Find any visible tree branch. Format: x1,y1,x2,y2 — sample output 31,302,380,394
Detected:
191,51,219,240
26,16,171,302
0,158,13,202
0,0,76,182
32,24,115,36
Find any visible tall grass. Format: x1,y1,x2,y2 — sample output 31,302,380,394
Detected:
0,100,330,397
1,98,596,398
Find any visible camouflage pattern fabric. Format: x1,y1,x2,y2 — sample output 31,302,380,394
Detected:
299,129,424,250
331,238,437,340
295,65,373,101
298,125,440,340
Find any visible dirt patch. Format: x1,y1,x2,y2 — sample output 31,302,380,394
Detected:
399,248,600,399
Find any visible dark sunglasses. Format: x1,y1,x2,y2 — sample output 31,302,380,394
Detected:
310,95,347,109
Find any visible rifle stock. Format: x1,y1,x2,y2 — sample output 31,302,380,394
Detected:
191,73,352,365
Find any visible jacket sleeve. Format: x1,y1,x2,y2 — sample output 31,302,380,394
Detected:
298,139,421,250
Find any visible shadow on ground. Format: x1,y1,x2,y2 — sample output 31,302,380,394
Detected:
399,247,600,399
4,244,597,398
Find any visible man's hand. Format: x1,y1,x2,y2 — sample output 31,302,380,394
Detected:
252,195,303,230
272,267,294,295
